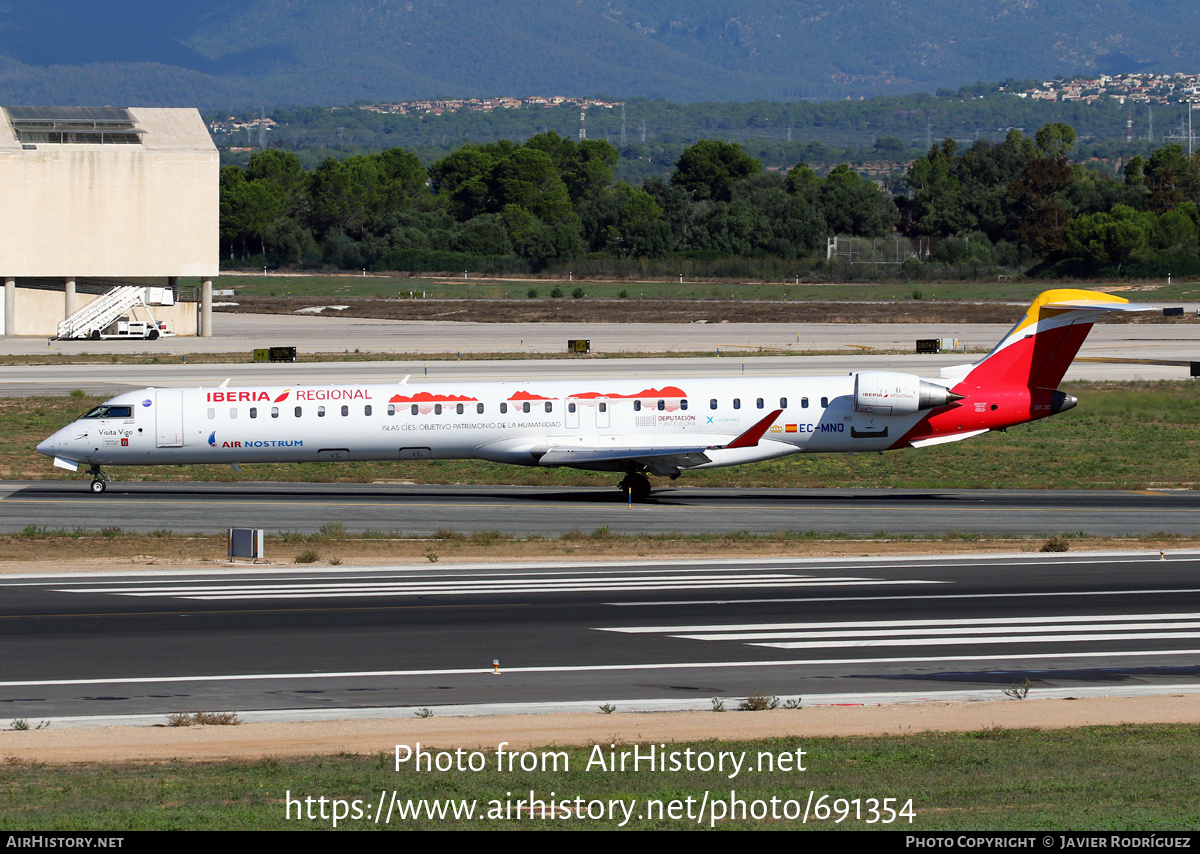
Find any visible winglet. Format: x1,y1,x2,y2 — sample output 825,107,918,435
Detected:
721,409,783,449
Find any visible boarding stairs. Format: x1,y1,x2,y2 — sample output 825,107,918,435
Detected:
56,286,147,340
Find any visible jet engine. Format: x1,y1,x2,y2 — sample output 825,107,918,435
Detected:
853,371,962,416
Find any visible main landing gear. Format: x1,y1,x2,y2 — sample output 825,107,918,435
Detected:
618,472,652,502
87,464,109,494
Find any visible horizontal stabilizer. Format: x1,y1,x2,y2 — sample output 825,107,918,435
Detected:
1041,299,1154,312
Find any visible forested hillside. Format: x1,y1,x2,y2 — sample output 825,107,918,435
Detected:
214,90,1190,186
2,1,1199,107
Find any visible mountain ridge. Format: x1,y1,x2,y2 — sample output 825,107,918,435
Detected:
0,1,1193,108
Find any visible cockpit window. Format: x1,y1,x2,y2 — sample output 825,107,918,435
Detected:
83,405,132,419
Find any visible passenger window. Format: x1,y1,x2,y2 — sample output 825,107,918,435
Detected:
522,402,530,413
477,403,484,414
295,406,302,418
341,405,349,416
250,407,257,419
456,403,464,415
318,406,325,417
365,405,372,416
411,404,418,416
710,399,717,410
435,404,442,415
780,397,787,409
271,407,279,418
733,398,741,410
801,397,809,409
568,402,576,413
229,408,237,419
657,400,665,411
634,400,642,411
757,398,764,409
680,399,688,410
545,402,552,413
821,397,829,408
207,408,215,420
599,402,607,413
501,403,508,414
387,404,395,416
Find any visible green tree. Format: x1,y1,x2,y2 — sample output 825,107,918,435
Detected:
671,140,762,202
487,148,575,224
245,149,309,217
307,156,385,239
1144,144,1199,212
818,164,899,238
1063,205,1153,270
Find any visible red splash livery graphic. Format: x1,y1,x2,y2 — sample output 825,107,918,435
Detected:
569,386,687,400
388,392,480,404
507,390,555,401
569,386,690,412
391,391,480,415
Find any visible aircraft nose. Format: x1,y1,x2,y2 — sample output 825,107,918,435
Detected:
37,426,77,459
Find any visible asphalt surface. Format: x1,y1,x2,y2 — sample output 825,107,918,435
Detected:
1,482,1197,538
2,552,1196,718
5,311,1199,721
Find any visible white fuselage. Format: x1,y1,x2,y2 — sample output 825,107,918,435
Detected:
37,375,933,475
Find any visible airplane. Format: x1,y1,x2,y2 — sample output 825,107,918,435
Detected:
37,288,1150,500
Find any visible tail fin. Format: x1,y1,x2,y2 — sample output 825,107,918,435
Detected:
947,289,1152,390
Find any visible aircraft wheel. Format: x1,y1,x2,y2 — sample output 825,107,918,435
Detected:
90,479,106,494
619,473,652,502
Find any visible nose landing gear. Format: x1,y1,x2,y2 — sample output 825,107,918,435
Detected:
87,464,110,494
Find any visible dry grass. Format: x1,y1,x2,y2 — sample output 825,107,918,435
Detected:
0,530,1194,574
164,712,240,727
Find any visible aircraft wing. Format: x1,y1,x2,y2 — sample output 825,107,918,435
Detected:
537,446,713,470
535,409,784,474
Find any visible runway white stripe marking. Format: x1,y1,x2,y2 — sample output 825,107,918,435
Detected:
57,576,937,600
155,580,921,600
601,612,1200,634
677,619,1200,642
5,648,1200,688
752,631,1200,649
63,571,828,593
64,573,817,594
608,588,1200,607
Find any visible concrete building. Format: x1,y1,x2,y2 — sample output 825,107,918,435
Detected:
0,106,217,337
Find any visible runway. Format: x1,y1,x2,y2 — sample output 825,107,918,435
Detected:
2,552,1197,718
2,482,1198,537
